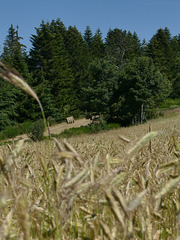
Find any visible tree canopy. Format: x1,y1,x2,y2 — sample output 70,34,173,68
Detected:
0,21,179,130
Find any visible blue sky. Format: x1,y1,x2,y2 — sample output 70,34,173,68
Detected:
0,0,179,52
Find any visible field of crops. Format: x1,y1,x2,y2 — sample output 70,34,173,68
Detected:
0,111,180,239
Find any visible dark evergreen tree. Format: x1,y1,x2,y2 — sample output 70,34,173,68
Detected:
105,28,141,66
29,19,78,121
147,28,177,83
83,26,93,49
64,26,91,106
0,24,33,126
82,57,119,118
2,25,29,77
0,79,19,130
91,28,105,58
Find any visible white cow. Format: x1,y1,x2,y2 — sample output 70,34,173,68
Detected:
66,116,74,124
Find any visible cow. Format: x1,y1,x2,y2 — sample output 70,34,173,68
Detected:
66,116,75,124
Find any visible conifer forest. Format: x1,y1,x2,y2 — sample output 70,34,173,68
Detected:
0,18,180,130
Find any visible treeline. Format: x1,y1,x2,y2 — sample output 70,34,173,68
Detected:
0,18,180,130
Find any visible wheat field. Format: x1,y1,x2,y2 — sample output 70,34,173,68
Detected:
0,111,179,240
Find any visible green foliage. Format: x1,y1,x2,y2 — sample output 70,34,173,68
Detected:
0,132,6,141
82,56,172,125
159,98,180,110
0,24,34,124
91,28,105,58
17,121,34,134
105,28,141,65
83,26,93,49
29,19,79,119
64,26,91,105
112,56,172,124
82,57,119,115
147,28,179,84
58,122,120,138
0,121,33,141
0,79,19,130
27,119,45,142
3,126,19,139
1,21,179,129
172,71,180,98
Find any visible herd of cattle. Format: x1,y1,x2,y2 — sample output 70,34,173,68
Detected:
66,114,99,124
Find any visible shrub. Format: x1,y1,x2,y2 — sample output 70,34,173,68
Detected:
3,126,19,139
159,98,180,110
0,132,6,141
17,121,33,134
169,105,180,109
58,122,120,138
27,119,45,142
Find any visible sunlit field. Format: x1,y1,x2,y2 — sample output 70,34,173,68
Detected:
0,111,180,240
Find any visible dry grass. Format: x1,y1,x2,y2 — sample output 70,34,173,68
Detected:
0,112,179,239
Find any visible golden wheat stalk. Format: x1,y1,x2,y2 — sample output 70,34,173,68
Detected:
118,135,131,143
127,132,158,155
127,189,147,211
154,175,180,199
55,165,65,190
63,139,83,164
3,139,24,177
100,221,114,240
158,159,180,169
145,206,153,240
104,189,125,228
112,187,129,219
64,168,89,188
16,199,30,240
0,209,13,239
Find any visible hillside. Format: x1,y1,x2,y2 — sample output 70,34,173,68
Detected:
0,111,179,239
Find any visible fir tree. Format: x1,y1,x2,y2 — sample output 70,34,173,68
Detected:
29,20,78,120
64,26,91,106
0,24,33,125
91,28,105,58
147,28,177,83
105,28,141,66
83,26,93,49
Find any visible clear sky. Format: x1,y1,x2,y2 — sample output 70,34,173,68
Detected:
0,0,179,52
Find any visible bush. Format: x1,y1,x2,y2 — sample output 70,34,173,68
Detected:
169,105,180,109
27,119,45,142
58,122,120,138
159,98,180,110
17,121,33,134
3,126,20,139
0,132,6,141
